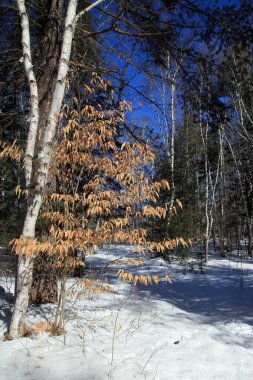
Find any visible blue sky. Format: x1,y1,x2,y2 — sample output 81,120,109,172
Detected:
92,0,248,146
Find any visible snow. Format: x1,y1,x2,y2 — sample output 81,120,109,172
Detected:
0,245,253,380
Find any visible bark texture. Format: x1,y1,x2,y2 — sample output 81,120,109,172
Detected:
29,0,64,305
29,253,58,305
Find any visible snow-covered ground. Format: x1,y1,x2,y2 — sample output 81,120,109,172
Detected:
0,245,253,380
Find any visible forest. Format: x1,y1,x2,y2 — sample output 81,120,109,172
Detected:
0,1,253,379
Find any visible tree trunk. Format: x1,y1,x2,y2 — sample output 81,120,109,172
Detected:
166,55,176,225
11,255,33,337
246,216,253,257
226,135,253,257
29,0,63,305
9,0,78,338
203,123,209,262
9,199,39,337
29,253,58,305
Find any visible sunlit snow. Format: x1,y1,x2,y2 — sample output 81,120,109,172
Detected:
1,245,253,380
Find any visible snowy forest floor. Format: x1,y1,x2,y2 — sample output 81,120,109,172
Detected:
0,244,253,380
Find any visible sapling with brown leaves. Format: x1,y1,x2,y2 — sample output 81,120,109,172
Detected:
10,75,187,335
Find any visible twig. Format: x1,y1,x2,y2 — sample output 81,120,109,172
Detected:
140,343,167,375
111,307,121,365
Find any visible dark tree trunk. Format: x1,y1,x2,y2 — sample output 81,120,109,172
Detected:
29,2,63,304
29,253,58,304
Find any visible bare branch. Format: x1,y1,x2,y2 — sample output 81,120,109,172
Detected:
75,0,106,24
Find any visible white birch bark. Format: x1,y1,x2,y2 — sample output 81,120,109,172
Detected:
9,0,40,338
166,53,177,223
218,125,226,256
200,116,210,262
165,44,194,222
16,0,39,187
168,80,176,220
208,148,221,250
10,0,79,338
151,73,170,159
150,54,179,227
162,46,193,224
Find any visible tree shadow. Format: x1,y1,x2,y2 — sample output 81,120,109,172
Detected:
0,287,14,330
134,262,253,327
84,245,253,327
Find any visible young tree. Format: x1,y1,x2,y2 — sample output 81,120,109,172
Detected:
11,74,184,333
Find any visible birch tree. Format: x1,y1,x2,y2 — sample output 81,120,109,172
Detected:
9,0,105,339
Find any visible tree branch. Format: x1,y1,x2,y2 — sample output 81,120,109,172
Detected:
75,0,106,24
